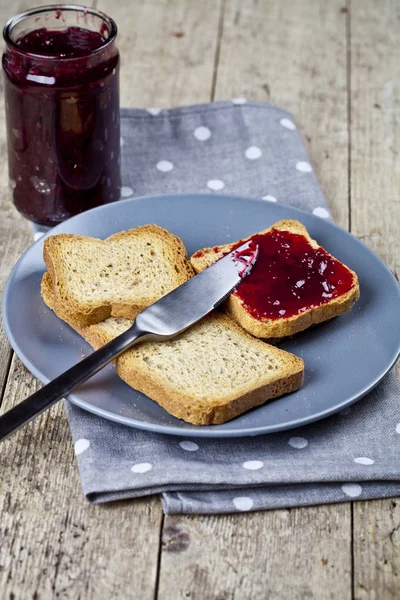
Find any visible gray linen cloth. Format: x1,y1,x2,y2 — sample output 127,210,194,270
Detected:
36,101,400,513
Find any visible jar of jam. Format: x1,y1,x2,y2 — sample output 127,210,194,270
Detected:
2,5,121,226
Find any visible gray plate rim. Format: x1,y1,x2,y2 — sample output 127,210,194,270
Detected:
2,193,400,438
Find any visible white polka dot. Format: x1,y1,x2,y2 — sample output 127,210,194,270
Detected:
243,460,264,470
396,423,400,434
245,146,262,160
131,462,152,473
232,97,247,105
340,407,352,416
121,186,134,198
280,117,296,130
341,483,362,498
120,137,124,147
156,160,174,173
147,108,162,116
193,126,211,141
313,206,330,219
207,179,225,191
262,195,277,202
179,441,199,452
233,497,254,511
74,439,90,455
34,231,44,241
288,437,308,449
296,161,312,173
354,457,374,465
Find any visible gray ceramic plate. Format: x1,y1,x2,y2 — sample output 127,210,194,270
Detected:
3,194,400,437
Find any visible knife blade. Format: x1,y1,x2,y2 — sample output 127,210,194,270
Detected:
0,240,258,442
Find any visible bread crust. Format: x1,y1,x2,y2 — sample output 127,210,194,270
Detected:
41,274,304,426
44,224,194,327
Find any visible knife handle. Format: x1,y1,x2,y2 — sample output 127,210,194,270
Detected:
0,322,146,443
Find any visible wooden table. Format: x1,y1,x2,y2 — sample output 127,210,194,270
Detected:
1,1,399,598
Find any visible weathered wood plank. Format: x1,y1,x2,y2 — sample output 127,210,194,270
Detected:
0,356,163,600
158,2,352,599
97,0,223,108
350,1,400,598
353,499,400,600
0,1,44,403
215,0,350,229
349,0,400,271
159,506,351,600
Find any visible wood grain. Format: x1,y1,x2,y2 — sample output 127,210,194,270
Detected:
0,0,40,404
353,499,400,600
97,0,223,108
0,356,163,600
158,2,352,599
158,507,352,600
350,1,400,598
349,0,400,271
214,0,350,229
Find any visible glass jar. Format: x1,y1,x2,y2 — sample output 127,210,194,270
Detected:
2,5,120,226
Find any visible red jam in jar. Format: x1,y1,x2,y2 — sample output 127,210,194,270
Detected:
225,229,355,320
2,6,120,225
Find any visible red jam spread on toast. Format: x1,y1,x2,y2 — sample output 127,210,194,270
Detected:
231,240,259,278
228,229,354,320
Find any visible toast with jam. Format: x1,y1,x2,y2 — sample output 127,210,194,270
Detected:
190,220,360,340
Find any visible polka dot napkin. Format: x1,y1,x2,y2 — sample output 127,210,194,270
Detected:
34,101,400,514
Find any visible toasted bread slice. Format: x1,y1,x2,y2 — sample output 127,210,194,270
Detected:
41,273,304,426
43,224,194,327
191,220,360,339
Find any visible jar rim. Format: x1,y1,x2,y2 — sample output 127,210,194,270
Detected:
3,4,118,61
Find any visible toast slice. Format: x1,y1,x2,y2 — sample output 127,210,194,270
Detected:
191,220,360,339
41,273,304,426
43,224,194,327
